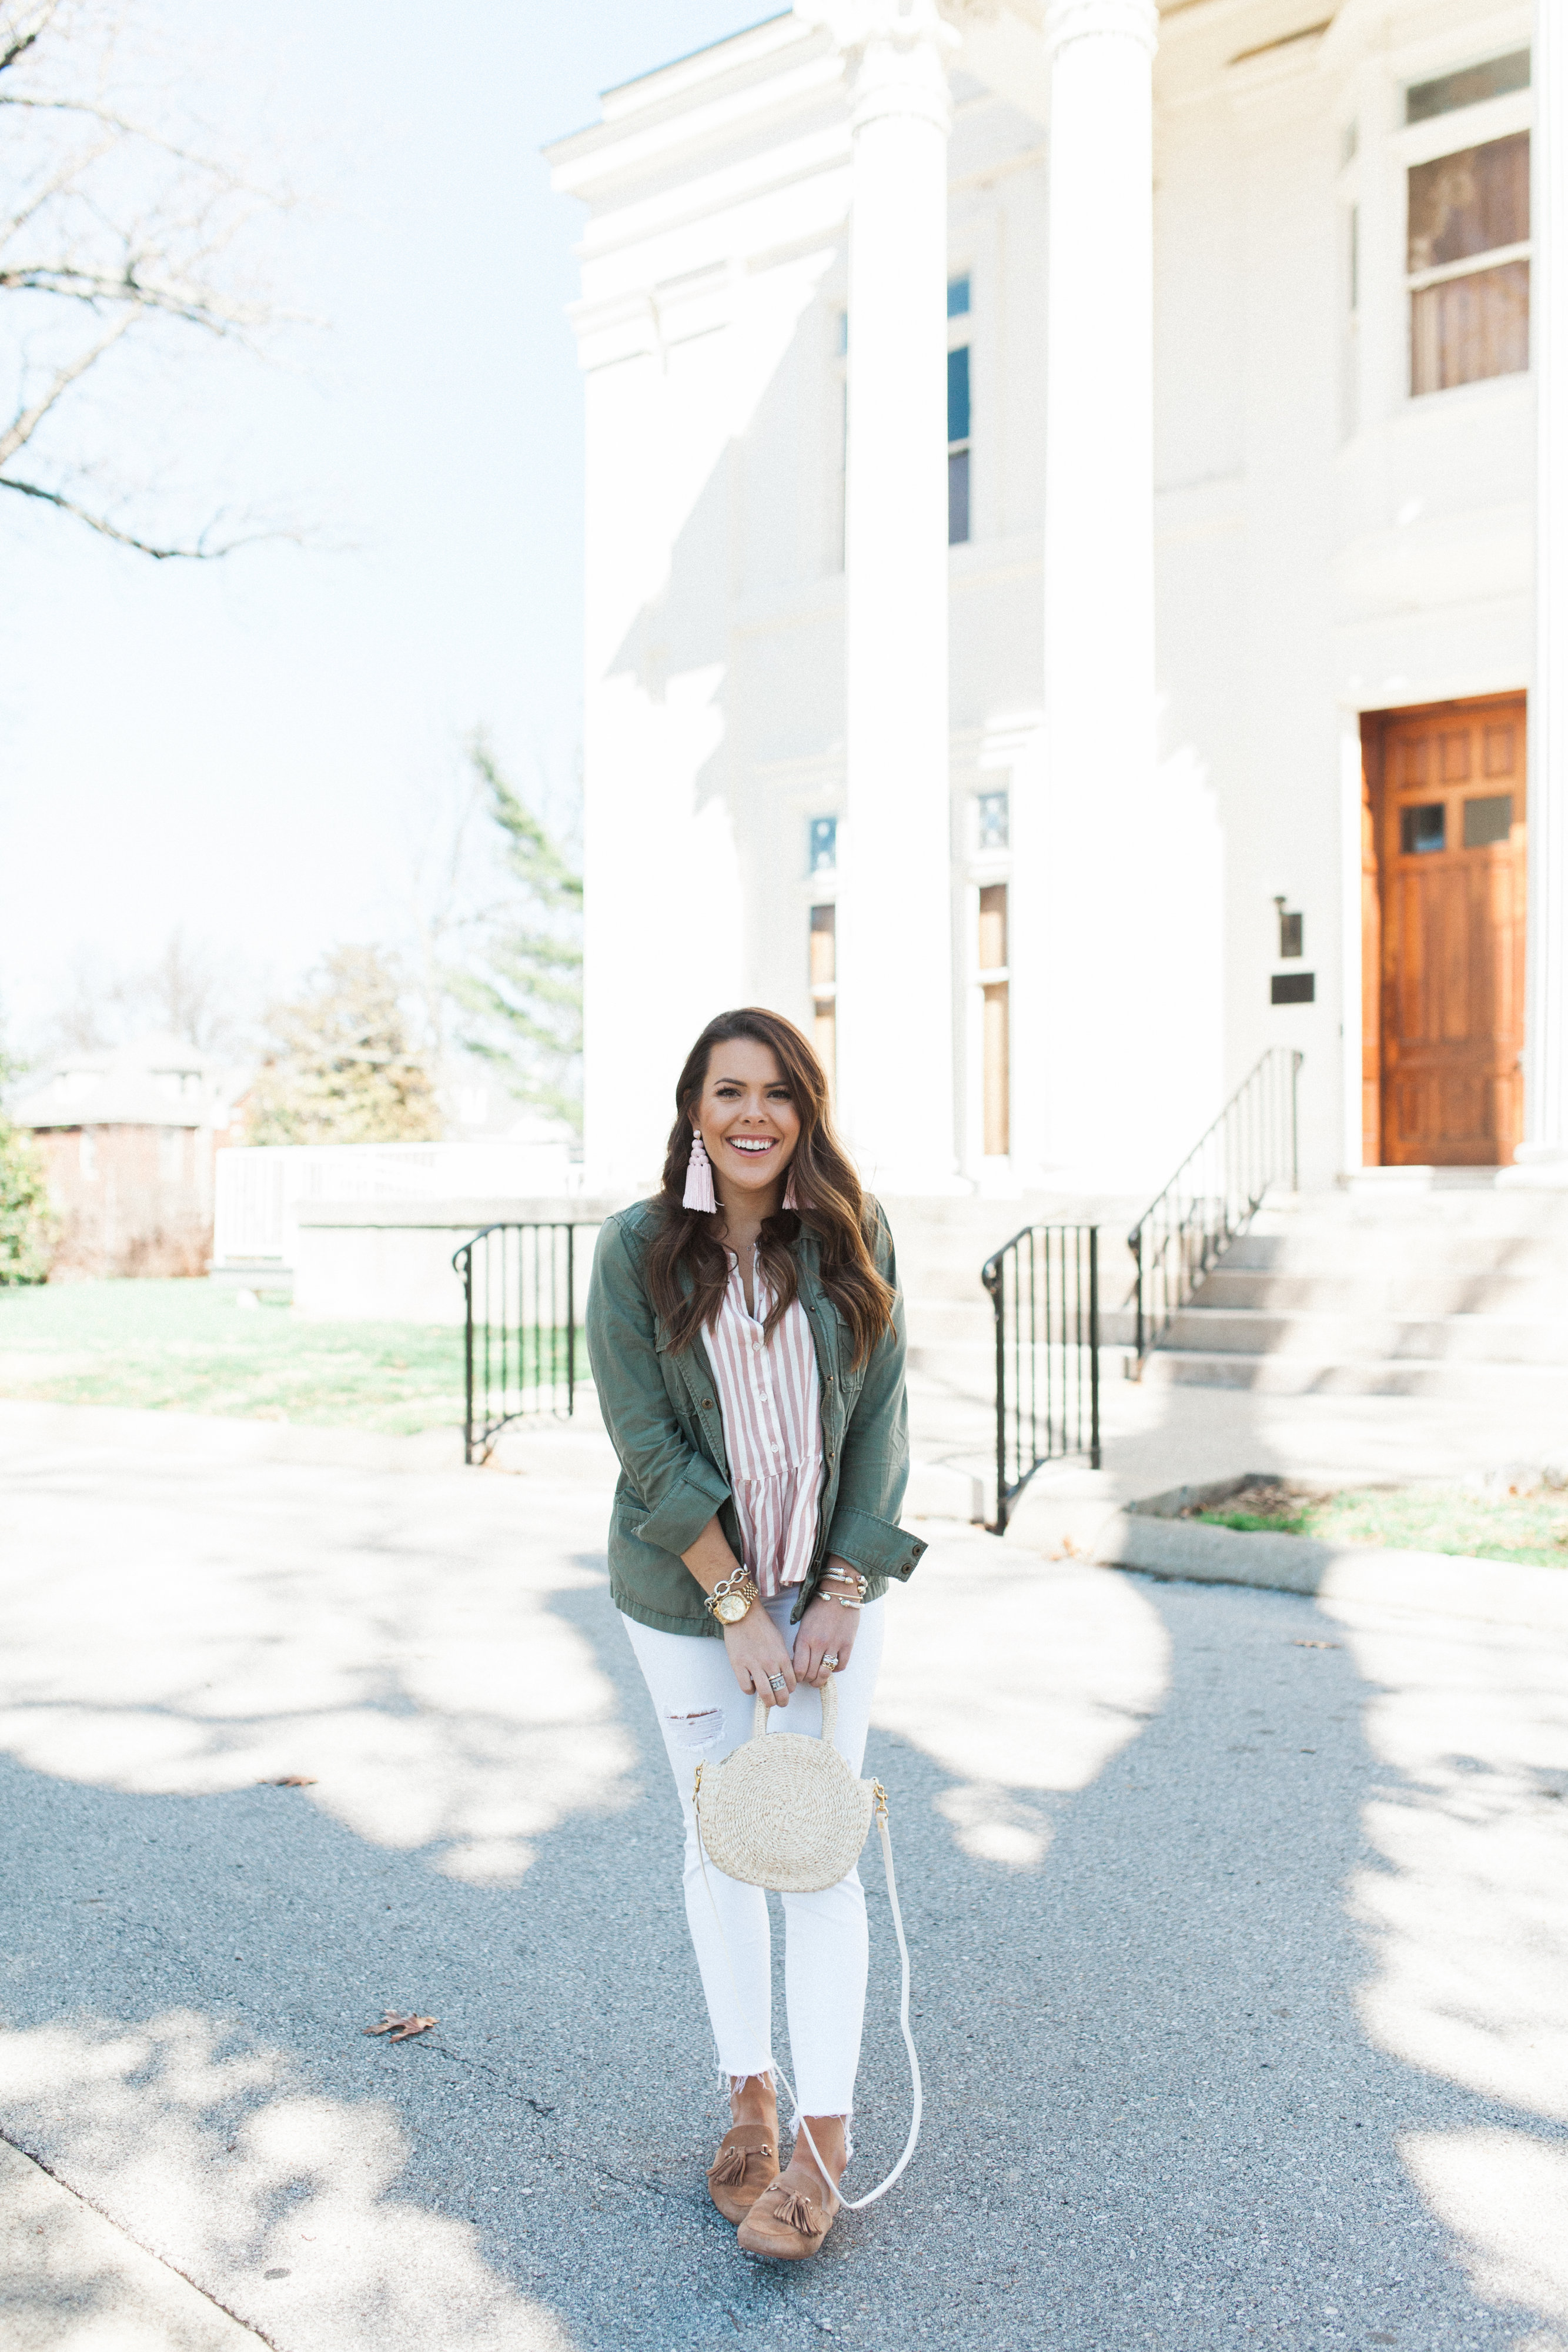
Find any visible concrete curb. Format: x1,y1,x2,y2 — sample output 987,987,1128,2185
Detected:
1005,1469,1568,1634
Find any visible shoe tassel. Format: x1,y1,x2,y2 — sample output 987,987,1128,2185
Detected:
711,2141,770,2187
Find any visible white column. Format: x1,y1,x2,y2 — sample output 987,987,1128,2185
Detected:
1019,0,1159,1180
1517,0,1568,1176
829,0,959,1190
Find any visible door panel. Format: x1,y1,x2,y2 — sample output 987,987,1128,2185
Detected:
1370,694,1526,1165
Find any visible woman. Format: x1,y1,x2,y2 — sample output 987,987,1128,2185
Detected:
586,1007,924,2260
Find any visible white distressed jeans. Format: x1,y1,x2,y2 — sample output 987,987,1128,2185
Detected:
620,1593,885,2119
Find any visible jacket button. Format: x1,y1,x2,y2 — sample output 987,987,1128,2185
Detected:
701,1398,713,1408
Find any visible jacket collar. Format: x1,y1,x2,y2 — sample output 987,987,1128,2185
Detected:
653,1224,842,1384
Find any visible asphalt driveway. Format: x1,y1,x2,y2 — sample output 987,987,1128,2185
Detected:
0,1402,1564,2352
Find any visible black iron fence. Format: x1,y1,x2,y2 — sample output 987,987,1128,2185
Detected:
452,1221,600,1464
1127,1045,1302,1371
981,1222,1101,1534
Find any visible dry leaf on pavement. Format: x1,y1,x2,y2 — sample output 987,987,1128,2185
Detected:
263,1775,318,1787
364,2010,437,2042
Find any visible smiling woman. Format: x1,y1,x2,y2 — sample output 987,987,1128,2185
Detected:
584,1005,924,2260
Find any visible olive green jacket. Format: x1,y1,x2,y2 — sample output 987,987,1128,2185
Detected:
584,1197,927,1638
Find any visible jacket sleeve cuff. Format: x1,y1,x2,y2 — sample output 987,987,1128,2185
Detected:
634,1456,734,1557
825,1505,926,1584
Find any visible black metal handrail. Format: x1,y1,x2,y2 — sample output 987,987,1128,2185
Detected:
981,1222,1101,1534
452,1221,600,1464
1127,1046,1302,1371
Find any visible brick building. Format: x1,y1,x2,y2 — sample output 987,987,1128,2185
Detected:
13,1035,247,1278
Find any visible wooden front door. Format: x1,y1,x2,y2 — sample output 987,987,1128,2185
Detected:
1365,694,1527,1165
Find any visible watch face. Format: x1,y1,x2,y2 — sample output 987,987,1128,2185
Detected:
714,1591,750,1624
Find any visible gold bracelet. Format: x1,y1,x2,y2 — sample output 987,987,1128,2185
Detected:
704,1570,760,1625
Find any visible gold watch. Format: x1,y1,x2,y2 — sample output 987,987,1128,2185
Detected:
704,1569,758,1625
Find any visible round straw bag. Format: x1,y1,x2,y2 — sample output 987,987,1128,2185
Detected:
694,1678,871,1893
691,1678,923,2209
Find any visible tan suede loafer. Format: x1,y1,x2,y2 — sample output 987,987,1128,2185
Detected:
736,2173,840,2260
706,2124,779,2222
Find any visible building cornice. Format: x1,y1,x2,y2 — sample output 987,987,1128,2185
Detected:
551,45,846,204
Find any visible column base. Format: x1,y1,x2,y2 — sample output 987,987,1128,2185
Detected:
1497,1144,1568,1189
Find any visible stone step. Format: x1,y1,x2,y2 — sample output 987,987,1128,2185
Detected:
1137,1349,1568,1401
1249,1194,1568,1238
1192,1268,1568,1316
1161,1305,1568,1365
907,1328,1135,1408
1220,1232,1568,1277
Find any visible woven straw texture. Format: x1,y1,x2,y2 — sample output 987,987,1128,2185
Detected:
696,1679,875,1894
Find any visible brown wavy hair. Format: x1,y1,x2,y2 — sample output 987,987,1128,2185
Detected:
646,1007,895,1369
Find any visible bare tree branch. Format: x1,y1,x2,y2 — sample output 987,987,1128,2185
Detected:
0,128,112,246
0,1,59,81
0,93,273,193
0,255,268,334
0,300,135,464
0,471,286,559
0,0,304,559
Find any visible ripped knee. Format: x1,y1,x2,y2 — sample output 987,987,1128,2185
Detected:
669,1706,727,1752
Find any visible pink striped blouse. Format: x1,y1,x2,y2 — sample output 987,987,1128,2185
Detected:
705,1248,825,1598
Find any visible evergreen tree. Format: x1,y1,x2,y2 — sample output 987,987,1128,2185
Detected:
452,734,583,1130
246,947,442,1145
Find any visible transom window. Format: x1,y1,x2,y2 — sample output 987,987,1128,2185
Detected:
976,790,1009,851
1407,50,1529,125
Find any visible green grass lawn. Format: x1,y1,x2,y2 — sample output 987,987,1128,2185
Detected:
0,1279,469,1436
1195,1479,1568,1571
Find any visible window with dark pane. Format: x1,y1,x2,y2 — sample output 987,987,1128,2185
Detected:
1408,132,1530,395
808,816,838,873
1408,135,1528,270
1463,794,1513,848
947,342,971,546
809,904,837,1093
1402,803,1446,854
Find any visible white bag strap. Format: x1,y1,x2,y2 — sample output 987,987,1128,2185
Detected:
750,1675,838,1742
693,1773,922,2211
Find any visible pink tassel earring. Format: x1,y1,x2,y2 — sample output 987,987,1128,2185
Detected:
684,1130,717,1212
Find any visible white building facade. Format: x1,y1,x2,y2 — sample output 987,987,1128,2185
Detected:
549,0,1562,1201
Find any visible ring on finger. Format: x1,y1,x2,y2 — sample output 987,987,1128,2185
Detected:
767,1672,787,1694
823,1653,840,1670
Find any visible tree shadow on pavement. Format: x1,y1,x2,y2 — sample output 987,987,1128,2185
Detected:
0,1497,1564,2350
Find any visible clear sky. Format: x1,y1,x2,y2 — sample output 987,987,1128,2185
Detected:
0,0,760,1050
